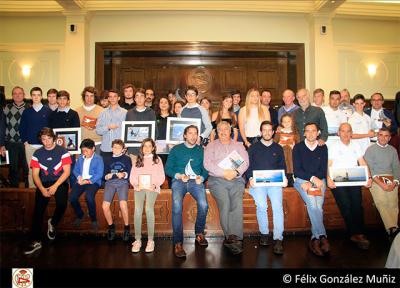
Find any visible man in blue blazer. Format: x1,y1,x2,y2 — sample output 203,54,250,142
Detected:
70,139,104,231
365,92,398,136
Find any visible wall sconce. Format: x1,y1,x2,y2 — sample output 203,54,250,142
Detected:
22,65,31,80
367,64,377,78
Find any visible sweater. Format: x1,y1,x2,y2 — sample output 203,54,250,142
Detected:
293,141,328,180
0,111,5,146
4,102,30,143
19,105,52,144
364,144,400,181
48,108,80,129
76,105,104,143
246,141,286,180
180,104,212,138
165,143,208,181
130,155,165,193
73,153,104,186
293,105,328,142
103,154,132,183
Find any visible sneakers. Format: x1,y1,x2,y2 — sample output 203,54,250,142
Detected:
195,233,208,247
145,240,155,253
24,241,42,255
260,234,270,246
273,240,284,255
131,240,142,253
122,228,130,242
107,226,116,241
47,218,56,240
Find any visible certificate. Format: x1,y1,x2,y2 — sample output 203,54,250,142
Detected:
138,174,152,191
218,150,245,170
253,170,285,187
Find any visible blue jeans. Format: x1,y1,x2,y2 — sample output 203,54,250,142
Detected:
294,178,327,239
249,186,284,240
70,183,100,221
171,179,208,245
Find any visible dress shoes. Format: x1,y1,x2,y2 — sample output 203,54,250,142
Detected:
350,234,370,250
259,234,270,246
195,233,208,247
174,243,187,258
273,240,284,255
319,235,330,254
309,238,324,256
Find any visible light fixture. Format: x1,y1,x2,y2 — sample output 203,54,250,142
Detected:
22,65,31,80
367,64,377,78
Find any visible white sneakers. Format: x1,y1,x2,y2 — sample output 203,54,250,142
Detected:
145,240,155,253
131,239,155,253
131,240,142,253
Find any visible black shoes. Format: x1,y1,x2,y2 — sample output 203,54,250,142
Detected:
122,228,130,242
195,234,208,247
273,240,284,255
260,234,270,246
107,225,116,241
350,234,370,250
223,235,243,255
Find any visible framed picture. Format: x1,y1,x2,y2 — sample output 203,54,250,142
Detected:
155,140,172,154
53,127,81,155
121,121,155,147
166,117,201,144
138,174,152,191
253,169,285,187
0,151,9,165
329,166,368,187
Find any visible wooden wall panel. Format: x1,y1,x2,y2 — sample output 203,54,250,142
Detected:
0,187,390,237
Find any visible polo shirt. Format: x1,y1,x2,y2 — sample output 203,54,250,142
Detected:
348,112,373,154
328,140,363,168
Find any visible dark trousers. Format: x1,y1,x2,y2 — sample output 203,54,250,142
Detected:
31,181,69,241
6,142,28,187
331,186,365,236
70,183,100,221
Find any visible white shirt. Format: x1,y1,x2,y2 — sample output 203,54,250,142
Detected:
348,112,373,155
81,155,93,180
322,106,347,135
328,140,363,168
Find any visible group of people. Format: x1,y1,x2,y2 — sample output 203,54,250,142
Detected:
1,84,399,259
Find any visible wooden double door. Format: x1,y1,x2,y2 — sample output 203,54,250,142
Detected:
96,42,305,106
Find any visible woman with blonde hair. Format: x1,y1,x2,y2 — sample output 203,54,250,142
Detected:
238,88,270,148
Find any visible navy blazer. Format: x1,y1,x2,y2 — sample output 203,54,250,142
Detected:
365,108,398,135
73,153,104,187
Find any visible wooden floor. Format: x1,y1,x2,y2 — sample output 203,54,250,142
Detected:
1,230,392,269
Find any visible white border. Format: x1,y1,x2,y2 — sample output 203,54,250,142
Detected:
329,166,368,187
166,117,201,144
121,121,155,147
53,127,82,155
253,169,285,187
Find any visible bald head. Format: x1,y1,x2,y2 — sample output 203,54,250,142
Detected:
296,88,310,108
338,123,352,144
282,89,295,106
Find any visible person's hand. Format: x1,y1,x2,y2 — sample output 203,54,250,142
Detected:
24,141,29,147
195,176,202,185
282,177,288,188
108,124,119,130
312,177,324,189
105,173,113,180
223,169,237,181
0,146,6,157
244,141,251,148
365,178,372,188
40,187,51,197
383,119,392,127
181,175,189,183
249,177,255,188
116,172,125,179
47,184,58,195
368,130,376,138
301,181,312,192
317,139,326,146
327,177,336,189
77,176,83,185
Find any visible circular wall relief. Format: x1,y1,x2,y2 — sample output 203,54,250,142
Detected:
187,66,213,94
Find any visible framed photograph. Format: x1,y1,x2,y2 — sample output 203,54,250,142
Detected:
53,127,81,155
166,117,201,144
253,169,285,187
0,151,9,165
138,174,152,191
121,121,155,147
329,166,368,187
155,140,172,154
